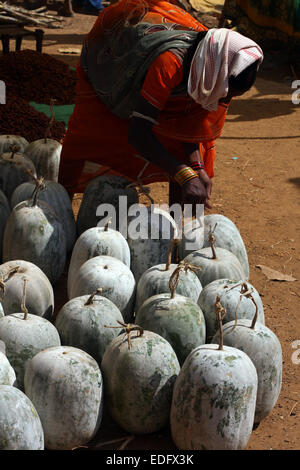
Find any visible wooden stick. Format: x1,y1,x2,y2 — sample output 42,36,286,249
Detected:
11,5,64,20
0,2,65,27
33,6,47,13
0,14,22,23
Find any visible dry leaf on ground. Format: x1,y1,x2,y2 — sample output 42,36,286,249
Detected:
256,264,297,282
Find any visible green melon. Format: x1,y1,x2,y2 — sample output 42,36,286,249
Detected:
69,255,136,323
24,346,103,450
0,345,16,386
135,293,206,365
198,279,265,342
0,311,61,390
67,225,130,296
0,147,36,200
0,135,29,154
101,328,180,434
212,318,282,424
76,175,139,236
170,298,258,450
0,260,54,319
11,180,76,252
3,199,67,284
55,291,124,365
24,138,62,182
0,385,44,450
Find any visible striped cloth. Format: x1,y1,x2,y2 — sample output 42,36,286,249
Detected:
187,28,264,111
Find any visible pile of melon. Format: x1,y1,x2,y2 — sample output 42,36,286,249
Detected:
0,134,282,450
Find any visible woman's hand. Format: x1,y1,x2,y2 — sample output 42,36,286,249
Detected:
197,168,213,208
183,143,213,211
181,175,212,213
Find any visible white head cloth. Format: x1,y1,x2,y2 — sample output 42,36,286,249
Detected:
187,28,264,111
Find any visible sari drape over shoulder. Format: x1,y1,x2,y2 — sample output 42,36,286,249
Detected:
59,0,229,193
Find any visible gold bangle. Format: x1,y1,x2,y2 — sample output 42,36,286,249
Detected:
173,167,199,186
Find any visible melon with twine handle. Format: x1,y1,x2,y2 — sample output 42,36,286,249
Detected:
135,261,206,365
184,224,246,288
2,176,67,285
0,279,61,390
11,174,76,253
135,238,202,312
170,296,258,450
198,279,265,342
179,214,249,280
24,100,62,182
0,145,36,199
212,290,282,425
101,324,180,434
0,135,29,155
0,260,54,319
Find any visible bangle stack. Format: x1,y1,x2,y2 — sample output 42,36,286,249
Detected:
190,161,205,173
173,166,199,186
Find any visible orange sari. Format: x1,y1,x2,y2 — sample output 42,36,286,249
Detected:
59,0,229,193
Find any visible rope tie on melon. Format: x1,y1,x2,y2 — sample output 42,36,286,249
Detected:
250,295,259,330
225,282,258,333
26,169,46,206
21,278,29,320
165,238,180,271
208,223,218,260
44,98,57,143
84,288,103,306
104,321,144,349
214,295,226,351
8,144,20,160
0,266,20,300
168,260,202,299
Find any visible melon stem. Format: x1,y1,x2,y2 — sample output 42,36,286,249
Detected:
31,176,46,207
9,144,19,160
169,261,182,298
165,238,179,271
208,223,218,260
104,321,144,349
232,283,250,332
21,278,29,320
104,218,111,231
85,288,103,306
168,261,202,299
215,295,226,350
250,297,258,330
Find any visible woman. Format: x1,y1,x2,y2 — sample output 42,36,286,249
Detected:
59,0,263,211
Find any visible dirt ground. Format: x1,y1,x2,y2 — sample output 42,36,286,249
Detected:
15,9,300,451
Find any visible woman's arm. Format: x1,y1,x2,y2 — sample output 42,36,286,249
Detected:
128,95,211,210
183,142,212,209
